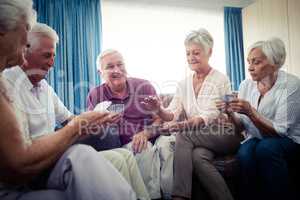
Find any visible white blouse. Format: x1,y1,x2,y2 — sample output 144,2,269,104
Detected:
167,69,231,125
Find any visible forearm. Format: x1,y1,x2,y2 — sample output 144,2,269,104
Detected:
227,112,245,134
247,108,278,137
144,116,163,139
22,124,79,172
2,124,79,184
157,107,174,121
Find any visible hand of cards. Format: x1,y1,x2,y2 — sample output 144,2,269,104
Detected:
94,101,125,114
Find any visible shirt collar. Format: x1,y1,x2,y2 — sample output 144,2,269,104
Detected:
104,79,133,100
8,66,44,92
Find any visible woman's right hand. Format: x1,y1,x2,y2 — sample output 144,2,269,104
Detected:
215,100,232,114
141,95,162,114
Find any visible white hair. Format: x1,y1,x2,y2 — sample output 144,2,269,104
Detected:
248,37,286,68
28,23,59,50
0,0,36,32
184,28,214,55
96,49,123,70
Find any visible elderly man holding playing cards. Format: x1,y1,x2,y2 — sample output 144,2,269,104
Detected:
86,49,175,199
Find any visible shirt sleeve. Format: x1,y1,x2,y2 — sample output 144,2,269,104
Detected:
86,90,96,111
271,84,300,136
166,83,184,121
46,84,72,123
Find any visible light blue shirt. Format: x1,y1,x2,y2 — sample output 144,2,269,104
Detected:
238,70,300,144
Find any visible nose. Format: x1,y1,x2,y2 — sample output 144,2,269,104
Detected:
112,66,122,73
248,63,254,72
47,56,55,67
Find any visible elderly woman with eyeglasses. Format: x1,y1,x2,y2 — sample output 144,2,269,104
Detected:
217,38,300,200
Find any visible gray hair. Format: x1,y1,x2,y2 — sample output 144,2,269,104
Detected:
248,37,286,68
184,28,214,55
0,0,36,32
96,49,123,70
28,23,59,50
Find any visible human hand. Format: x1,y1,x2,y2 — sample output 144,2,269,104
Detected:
70,111,121,136
215,100,233,114
228,99,253,116
140,95,161,114
132,131,149,153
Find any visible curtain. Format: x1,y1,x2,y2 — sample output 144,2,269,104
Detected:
34,0,101,114
224,7,245,91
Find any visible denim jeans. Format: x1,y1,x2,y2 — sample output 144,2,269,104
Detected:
237,137,300,200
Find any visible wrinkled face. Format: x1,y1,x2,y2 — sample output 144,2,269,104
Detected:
24,35,56,83
99,52,127,88
0,21,30,68
185,43,211,71
247,48,277,81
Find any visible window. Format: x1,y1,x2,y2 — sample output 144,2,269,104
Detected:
102,1,225,93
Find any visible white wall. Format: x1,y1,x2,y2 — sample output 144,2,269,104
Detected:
242,0,300,78
101,1,226,93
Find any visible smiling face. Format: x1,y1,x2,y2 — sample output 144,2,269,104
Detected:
23,34,56,85
247,48,277,81
185,43,211,72
99,52,127,89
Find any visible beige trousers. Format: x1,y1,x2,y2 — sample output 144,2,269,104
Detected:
172,123,242,200
101,148,150,200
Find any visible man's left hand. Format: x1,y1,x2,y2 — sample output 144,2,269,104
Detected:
132,131,150,153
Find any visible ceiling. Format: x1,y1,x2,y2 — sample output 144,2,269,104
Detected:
103,0,256,9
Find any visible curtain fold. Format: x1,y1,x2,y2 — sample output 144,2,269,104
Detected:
34,0,101,114
224,7,245,90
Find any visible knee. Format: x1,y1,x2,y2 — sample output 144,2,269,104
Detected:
175,132,189,146
155,136,170,147
66,144,107,165
237,144,254,164
116,148,136,163
67,144,95,158
255,139,282,162
105,151,127,170
192,148,213,164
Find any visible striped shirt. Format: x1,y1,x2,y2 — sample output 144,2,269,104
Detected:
238,70,300,144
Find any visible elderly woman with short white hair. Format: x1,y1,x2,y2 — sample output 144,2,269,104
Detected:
143,28,242,200
218,38,300,200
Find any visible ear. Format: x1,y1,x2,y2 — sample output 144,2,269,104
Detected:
208,48,212,57
97,69,102,76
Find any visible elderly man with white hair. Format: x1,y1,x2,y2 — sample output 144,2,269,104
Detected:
1,16,136,200
217,38,300,200
86,49,174,199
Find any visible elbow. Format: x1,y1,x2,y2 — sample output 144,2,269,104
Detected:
0,160,36,184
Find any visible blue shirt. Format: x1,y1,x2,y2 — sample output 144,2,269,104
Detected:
238,70,300,144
